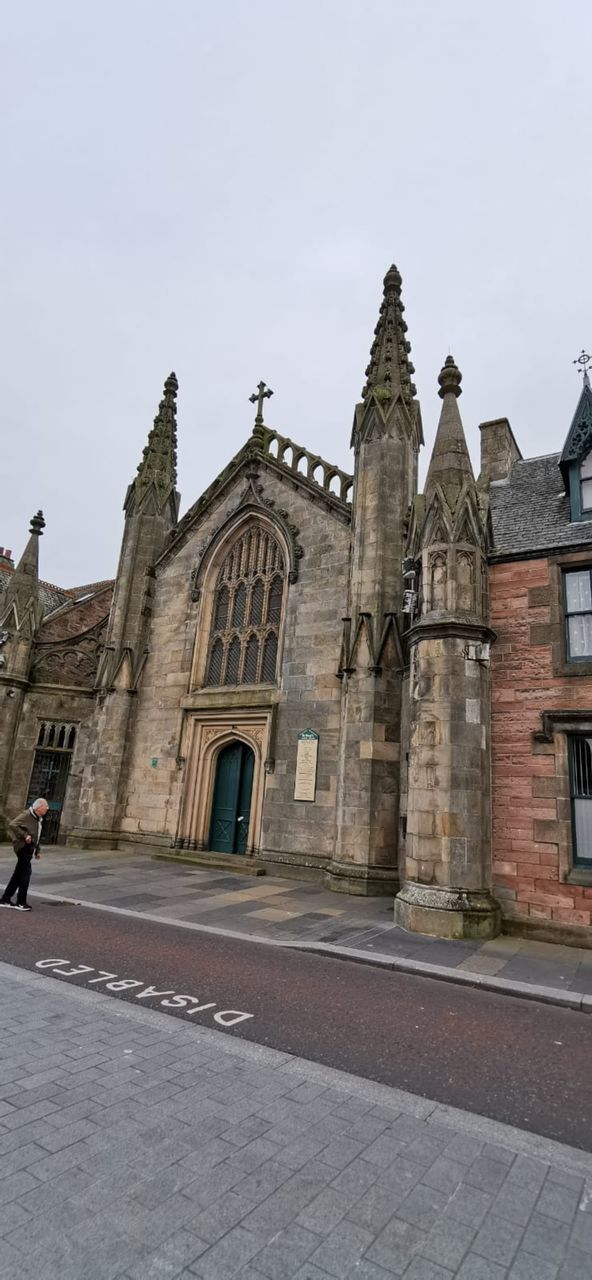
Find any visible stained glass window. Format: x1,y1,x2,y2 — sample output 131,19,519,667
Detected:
204,525,285,686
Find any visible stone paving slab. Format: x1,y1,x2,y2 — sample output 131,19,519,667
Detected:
1,846,591,1009
0,960,592,1279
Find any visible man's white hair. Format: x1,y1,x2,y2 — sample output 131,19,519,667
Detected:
32,798,48,810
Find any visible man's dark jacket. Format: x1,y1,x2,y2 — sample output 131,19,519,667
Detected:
7,810,42,854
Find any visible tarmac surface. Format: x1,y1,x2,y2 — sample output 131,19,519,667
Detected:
1,960,592,1280
2,846,592,1005
0,899,591,1151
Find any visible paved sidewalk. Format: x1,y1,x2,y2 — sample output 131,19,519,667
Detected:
2,846,592,1008
1,959,592,1280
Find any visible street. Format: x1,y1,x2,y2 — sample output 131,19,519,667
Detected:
0,903,591,1152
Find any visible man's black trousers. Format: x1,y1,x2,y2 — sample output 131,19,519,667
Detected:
1,848,33,905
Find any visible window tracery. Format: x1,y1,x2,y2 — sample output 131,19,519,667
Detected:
204,526,285,687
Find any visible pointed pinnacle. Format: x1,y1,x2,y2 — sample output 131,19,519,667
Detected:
361,263,417,407
425,356,474,509
134,373,179,506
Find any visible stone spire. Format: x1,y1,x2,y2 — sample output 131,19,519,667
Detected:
132,372,179,513
424,356,475,512
0,510,45,633
331,264,422,898
361,264,418,410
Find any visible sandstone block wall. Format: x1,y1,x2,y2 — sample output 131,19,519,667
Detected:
490,556,592,930
118,467,350,868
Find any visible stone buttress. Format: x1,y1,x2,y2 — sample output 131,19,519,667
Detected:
328,266,423,894
395,357,500,938
68,375,180,847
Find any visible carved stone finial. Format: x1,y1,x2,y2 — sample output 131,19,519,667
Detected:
383,263,402,292
438,356,462,400
29,511,45,536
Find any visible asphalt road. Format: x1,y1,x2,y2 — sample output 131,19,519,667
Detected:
1,900,591,1151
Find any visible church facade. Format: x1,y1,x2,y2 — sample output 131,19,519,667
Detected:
2,266,592,946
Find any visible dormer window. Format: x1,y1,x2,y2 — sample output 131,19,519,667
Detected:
581,452,592,515
559,372,592,521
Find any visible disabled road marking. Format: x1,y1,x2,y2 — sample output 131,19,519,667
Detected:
35,959,254,1026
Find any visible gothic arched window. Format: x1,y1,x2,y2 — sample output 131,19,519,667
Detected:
205,525,286,687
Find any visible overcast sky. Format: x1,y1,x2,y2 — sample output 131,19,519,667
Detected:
2,1,591,587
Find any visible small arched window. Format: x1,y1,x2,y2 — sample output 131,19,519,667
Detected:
204,524,286,687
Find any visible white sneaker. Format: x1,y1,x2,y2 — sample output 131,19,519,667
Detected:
15,905,32,912
0,901,15,908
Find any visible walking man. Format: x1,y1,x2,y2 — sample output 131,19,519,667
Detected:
1,798,49,911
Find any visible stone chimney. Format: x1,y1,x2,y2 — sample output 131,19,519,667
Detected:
0,548,14,569
479,417,522,485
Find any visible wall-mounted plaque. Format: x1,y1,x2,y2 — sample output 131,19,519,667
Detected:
294,729,319,802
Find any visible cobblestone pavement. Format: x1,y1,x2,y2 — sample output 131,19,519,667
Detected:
2,845,592,1001
0,959,591,1279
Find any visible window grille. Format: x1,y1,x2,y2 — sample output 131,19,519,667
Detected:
250,579,264,625
243,635,259,683
262,632,278,683
564,569,592,659
204,525,285,687
267,574,283,625
226,636,241,684
569,734,592,865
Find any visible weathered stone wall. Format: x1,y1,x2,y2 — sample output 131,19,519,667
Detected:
404,634,491,891
261,495,350,872
490,555,592,931
1,592,111,835
3,685,96,836
115,465,350,869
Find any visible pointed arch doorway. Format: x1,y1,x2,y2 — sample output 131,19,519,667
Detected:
208,741,255,854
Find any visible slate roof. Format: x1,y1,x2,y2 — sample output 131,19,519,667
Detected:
489,453,592,558
0,565,109,618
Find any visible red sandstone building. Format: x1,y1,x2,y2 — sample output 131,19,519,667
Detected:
487,368,592,940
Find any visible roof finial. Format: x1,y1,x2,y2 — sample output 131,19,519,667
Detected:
29,511,45,536
249,380,273,425
249,380,273,444
574,349,592,389
438,355,462,399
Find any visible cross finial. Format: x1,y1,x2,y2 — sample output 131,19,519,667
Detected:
249,380,273,427
574,350,592,388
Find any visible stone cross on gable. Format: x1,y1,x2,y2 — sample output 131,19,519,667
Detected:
249,381,273,426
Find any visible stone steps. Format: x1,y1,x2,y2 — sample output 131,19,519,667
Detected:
153,850,266,876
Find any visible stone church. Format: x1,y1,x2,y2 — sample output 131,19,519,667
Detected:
2,265,592,945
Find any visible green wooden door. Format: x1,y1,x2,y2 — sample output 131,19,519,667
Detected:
208,741,255,854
